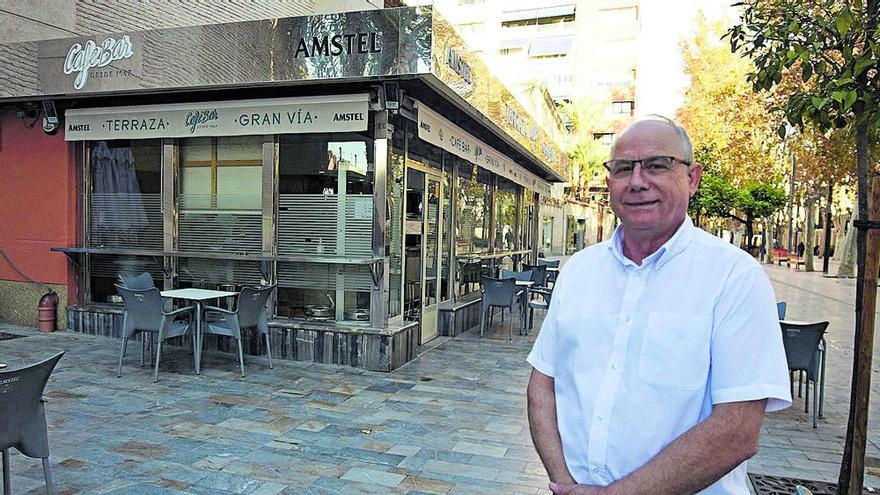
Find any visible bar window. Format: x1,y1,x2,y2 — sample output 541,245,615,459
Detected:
495,178,518,252
178,136,263,254
455,158,491,255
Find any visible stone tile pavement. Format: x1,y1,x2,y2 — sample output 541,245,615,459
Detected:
0,313,545,494
1,257,878,493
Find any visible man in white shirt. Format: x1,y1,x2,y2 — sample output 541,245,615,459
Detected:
527,117,791,495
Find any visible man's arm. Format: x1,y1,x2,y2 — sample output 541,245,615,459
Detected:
528,368,576,485
551,399,767,495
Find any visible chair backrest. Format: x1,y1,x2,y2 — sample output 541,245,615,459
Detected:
780,321,828,376
522,264,547,285
481,276,518,307
537,259,560,268
237,285,275,328
0,352,64,457
500,269,532,282
118,272,155,290
115,285,164,332
777,301,787,320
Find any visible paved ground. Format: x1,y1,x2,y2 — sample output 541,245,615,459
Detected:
1,256,878,494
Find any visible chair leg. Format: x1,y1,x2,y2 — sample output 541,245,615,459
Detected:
236,338,245,378
117,337,128,378
2,448,10,495
479,306,486,338
819,350,827,418
798,371,803,397
812,377,819,428
140,333,146,367
42,457,53,495
265,333,273,369
153,339,163,383
804,378,809,413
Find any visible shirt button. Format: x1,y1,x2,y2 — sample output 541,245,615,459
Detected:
611,362,618,370
598,415,605,421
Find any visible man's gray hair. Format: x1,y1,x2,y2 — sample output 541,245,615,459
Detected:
613,114,695,164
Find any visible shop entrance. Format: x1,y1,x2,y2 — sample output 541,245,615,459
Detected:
404,167,443,344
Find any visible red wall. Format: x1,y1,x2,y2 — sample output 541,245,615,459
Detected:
0,110,77,293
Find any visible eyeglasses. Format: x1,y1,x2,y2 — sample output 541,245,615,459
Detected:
603,155,690,179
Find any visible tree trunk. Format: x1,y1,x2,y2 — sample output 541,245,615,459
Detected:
838,115,876,494
745,216,754,252
838,212,857,278
834,212,851,262
805,195,816,271
824,183,834,273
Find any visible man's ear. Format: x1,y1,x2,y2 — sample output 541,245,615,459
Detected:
688,162,703,197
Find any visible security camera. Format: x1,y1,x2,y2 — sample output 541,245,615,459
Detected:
42,100,59,135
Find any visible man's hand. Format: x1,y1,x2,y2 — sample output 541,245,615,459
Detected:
549,481,607,495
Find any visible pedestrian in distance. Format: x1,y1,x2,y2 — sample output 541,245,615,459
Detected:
797,241,805,258
526,116,791,495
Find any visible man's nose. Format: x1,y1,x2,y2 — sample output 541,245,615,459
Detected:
627,163,649,190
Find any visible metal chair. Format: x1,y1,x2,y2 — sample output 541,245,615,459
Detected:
115,285,195,382
780,321,829,428
202,285,275,377
522,264,551,327
538,259,560,286
479,277,519,341
1,352,64,495
777,301,787,320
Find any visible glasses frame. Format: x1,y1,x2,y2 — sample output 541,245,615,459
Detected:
603,155,691,178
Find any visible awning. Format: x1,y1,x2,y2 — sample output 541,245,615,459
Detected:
500,4,576,23
528,36,573,57
415,100,553,197
64,94,370,141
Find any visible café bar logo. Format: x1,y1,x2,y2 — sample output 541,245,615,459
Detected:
294,31,382,58
185,109,219,134
63,35,135,90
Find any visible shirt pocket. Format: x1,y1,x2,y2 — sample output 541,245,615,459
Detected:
638,311,712,390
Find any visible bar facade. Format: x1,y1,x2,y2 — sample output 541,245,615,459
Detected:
0,7,567,370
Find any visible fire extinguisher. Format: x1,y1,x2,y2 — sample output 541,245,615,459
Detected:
38,291,59,332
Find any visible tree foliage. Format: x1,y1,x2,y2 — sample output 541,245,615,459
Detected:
558,97,612,198
677,13,786,185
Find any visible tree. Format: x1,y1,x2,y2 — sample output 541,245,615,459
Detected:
691,168,787,250
558,96,611,198
678,13,787,185
728,1,879,491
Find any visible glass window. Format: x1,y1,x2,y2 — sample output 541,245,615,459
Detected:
180,136,263,211
495,178,518,252
88,139,162,303
455,158,491,255
520,189,534,251
275,132,375,324
178,136,263,255
543,216,554,254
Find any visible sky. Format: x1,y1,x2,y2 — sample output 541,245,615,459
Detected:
636,0,740,118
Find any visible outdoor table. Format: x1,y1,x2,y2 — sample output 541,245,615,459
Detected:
780,319,827,418
160,288,238,374
515,280,535,332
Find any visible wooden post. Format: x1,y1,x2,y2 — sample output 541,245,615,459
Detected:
839,173,880,493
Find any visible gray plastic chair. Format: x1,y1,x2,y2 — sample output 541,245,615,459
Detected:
500,269,532,331
118,272,161,366
777,301,787,320
479,277,518,341
118,272,155,290
1,352,64,495
538,259,560,286
780,321,829,428
522,263,549,288
115,285,195,382
202,285,275,377
527,287,552,331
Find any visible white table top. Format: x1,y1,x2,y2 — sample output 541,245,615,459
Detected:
545,267,560,272
515,280,535,286
161,288,238,300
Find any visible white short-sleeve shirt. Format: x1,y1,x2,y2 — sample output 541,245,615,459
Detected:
527,217,791,494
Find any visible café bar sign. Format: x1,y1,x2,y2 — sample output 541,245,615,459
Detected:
416,102,552,197
64,94,369,141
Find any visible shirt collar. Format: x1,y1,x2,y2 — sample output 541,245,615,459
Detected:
609,215,696,270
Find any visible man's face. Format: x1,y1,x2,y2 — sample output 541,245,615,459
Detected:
606,121,702,240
